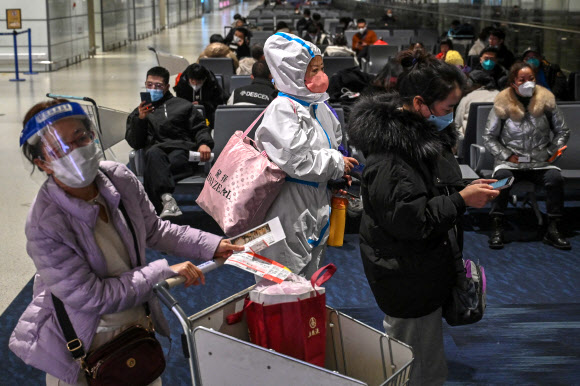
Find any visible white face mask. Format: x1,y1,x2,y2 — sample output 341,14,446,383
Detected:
232,35,242,44
516,81,535,97
359,28,366,34
191,83,202,92
50,142,101,188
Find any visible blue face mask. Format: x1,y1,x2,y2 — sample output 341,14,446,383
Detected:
428,111,454,131
526,58,540,69
147,89,164,102
482,59,495,71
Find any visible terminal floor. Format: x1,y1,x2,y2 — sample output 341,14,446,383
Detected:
2,195,580,384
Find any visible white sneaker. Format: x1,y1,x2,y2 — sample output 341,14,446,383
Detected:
160,194,183,219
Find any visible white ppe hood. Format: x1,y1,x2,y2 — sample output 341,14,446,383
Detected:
264,32,327,103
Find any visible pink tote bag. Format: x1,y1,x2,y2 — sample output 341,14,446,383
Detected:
196,109,286,236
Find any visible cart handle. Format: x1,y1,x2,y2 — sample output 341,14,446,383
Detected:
46,93,97,105
153,257,227,309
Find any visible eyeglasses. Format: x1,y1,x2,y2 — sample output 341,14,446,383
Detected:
43,129,95,159
145,81,166,90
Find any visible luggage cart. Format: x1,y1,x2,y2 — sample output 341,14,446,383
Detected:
154,260,414,386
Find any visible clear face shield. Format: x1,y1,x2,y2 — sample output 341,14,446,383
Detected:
20,102,103,188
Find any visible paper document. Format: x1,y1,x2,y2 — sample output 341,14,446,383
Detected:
225,218,289,283
225,252,291,284
230,217,285,253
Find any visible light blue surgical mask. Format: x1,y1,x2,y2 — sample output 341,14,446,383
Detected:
526,58,540,69
428,111,454,131
147,89,164,102
482,59,495,71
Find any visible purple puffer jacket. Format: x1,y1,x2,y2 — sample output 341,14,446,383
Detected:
9,161,222,384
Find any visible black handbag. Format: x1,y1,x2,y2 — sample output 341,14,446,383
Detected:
443,226,487,326
52,174,166,385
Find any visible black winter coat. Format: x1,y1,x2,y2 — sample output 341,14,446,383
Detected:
348,94,467,318
125,92,213,151
174,66,229,128
229,78,278,105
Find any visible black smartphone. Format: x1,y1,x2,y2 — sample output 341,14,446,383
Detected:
490,177,515,190
140,92,152,104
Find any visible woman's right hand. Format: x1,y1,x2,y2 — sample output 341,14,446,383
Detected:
343,157,359,175
507,155,519,163
170,262,205,287
459,184,499,208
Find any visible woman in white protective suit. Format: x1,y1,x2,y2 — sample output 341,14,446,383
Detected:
256,32,358,278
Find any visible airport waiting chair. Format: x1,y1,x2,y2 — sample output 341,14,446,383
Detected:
575,73,580,101
212,105,348,162
213,106,266,160
382,36,410,48
372,30,392,39
97,107,130,157
452,43,468,59
467,55,480,69
229,75,253,94
554,103,580,191
460,102,493,162
322,57,357,77
250,31,272,41
391,29,415,40
345,30,356,47
214,74,225,94
324,18,340,34
415,29,438,46
199,58,235,92
363,45,399,74
148,46,189,76
469,104,495,177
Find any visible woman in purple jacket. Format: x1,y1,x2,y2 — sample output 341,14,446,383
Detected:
9,99,243,385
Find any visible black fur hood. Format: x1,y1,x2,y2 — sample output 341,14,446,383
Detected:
348,93,458,162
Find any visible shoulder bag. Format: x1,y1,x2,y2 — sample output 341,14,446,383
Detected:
442,225,487,326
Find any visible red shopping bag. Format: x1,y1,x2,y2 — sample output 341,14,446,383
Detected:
226,264,337,367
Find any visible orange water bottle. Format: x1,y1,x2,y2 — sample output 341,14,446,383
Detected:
328,196,348,247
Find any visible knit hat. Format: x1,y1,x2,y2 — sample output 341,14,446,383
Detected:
445,50,464,66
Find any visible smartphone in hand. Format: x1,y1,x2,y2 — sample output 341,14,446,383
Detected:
490,177,515,190
140,92,152,104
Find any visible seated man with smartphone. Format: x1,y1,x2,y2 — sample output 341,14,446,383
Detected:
126,66,214,218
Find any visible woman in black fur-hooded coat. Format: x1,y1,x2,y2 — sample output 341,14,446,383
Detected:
348,50,498,385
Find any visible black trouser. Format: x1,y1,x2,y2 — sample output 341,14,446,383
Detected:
143,144,194,213
490,168,565,216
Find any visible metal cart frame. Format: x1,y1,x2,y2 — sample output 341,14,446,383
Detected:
154,262,414,386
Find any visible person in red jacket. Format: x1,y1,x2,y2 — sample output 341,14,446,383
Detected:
352,19,377,58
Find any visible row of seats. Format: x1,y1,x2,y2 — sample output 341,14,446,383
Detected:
127,104,347,188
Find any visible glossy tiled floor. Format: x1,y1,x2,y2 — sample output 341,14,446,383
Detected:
0,0,261,314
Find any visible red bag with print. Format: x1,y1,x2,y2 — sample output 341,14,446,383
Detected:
226,264,336,367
